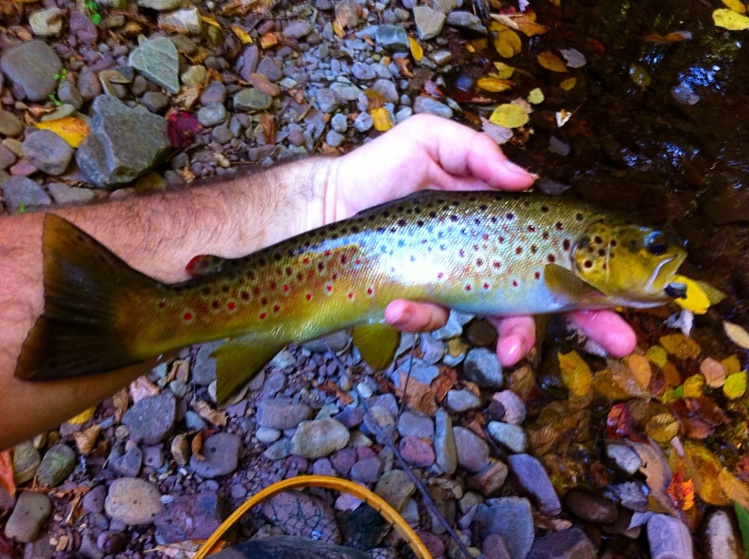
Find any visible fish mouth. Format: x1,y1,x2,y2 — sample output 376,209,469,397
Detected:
651,252,688,297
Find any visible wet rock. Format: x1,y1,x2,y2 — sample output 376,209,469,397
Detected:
70,11,98,45
563,489,618,524
82,485,107,514
189,433,242,478
400,436,435,468
29,8,64,36
413,6,445,40
453,426,490,473
446,388,482,412
258,56,283,82
290,418,350,458
413,96,453,119
258,397,311,429
11,441,40,485
483,534,512,559
375,25,409,51
36,444,75,487
77,68,101,101
469,459,508,496
263,492,341,544
237,45,260,81
154,492,227,543
97,531,126,554
197,102,227,127
4,491,51,543
128,36,180,94
334,0,359,28
2,176,51,213
264,438,291,460
76,95,171,188
350,456,382,483
375,469,415,510
487,422,527,453
434,409,457,475
284,20,313,38
606,443,642,474
0,41,62,102
326,130,345,147
123,391,176,444
703,509,743,559
446,11,486,33
105,477,163,525
397,411,434,439
508,454,561,516
108,442,143,477
158,7,202,34
463,348,503,388
234,88,273,110
363,404,396,440
609,482,648,512
492,390,526,425
22,130,74,176
0,110,23,137
527,527,596,559
647,514,693,559
474,498,534,559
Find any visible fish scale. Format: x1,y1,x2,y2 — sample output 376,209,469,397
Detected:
16,190,687,402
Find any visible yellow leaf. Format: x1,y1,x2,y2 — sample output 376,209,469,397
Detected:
683,374,705,398
201,15,222,29
67,406,95,425
724,321,749,349
408,37,423,62
493,62,515,79
537,52,568,72
477,77,513,93
646,345,668,368
34,117,90,148
683,442,730,506
646,413,680,443
489,103,529,128
719,469,749,510
713,8,749,30
722,354,742,375
659,333,701,359
527,88,544,104
629,64,651,89
332,21,345,38
592,369,632,400
230,25,253,44
723,0,747,13
671,274,711,314
626,354,652,390
494,29,522,59
558,350,593,397
559,77,577,91
724,371,747,399
370,107,393,132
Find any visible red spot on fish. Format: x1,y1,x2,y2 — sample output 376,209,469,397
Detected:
563,239,571,251
273,304,280,313
227,301,236,310
259,312,267,320
318,262,325,272
283,284,290,292
493,261,501,268
253,286,261,296
348,291,354,299
515,246,523,255
324,250,331,256
476,258,483,267
556,221,564,230
527,225,536,232
303,257,310,265
158,301,166,309
548,254,556,263
483,282,490,290
241,290,250,300
183,312,193,321
269,281,277,289
306,293,312,301
367,287,374,296
465,284,472,291
534,272,541,280
332,273,338,280
341,255,348,264
326,284,333,292
355,258,362,265
512,280,518,287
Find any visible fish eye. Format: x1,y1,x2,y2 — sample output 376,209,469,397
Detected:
646,231,669,256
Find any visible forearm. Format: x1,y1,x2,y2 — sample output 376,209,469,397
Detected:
0,157,330,449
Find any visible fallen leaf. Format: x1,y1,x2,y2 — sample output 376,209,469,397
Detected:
626,354,652,390
559,48,587,68
734,502,749,557
559,77,577,91
663,361,682,387
432,366,459,403
67,406,95,425
537,52,567,72
34,117,90,148
683,442,729,505
408,36,423,62
0,450,15,497
683,374,704,398
480,117,514,144
113,388,129,423
477,77,513,93
494,28,522,58
558,350,593,397
671,274,711,314
231,24,253,44
490,13,548,36
644,31,692,44
646,345,669,368
606,402,634,439
724,321,749,349
555,108,574,127
167,110,202,150
130,376,160,404
700,357,727,388
394,371,436,415
370,107,393,132
713,8,749,30
260,113,276,144
646,412,680,443
201,14,222,28
191,430,205,460
192,400,227,426
659,333,701,360
666,470,695,511
723,354,742,375
720,469,749,510
489,103,529,128
670,397,729,440
318,380,354,406
724,371,747,399
629,64,651,89
260,32,279,49
73,424,101,455
723,0,747,13
527,87,544,104
628,440,677,515
493,61,515,79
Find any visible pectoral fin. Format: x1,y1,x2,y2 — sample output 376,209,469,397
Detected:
213,338,285,403
353,324,401,371
544,263,607,300
186,254,229,277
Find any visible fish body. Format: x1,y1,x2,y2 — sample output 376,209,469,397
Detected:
17,190,687,401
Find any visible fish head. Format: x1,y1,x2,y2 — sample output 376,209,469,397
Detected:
572,219,687,307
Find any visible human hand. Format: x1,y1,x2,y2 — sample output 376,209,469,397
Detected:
326,115,636,365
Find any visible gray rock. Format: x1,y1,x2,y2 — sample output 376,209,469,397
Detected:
470,459,509,496
122,391,176,444
269,349,296,369
483,534,512,559
189,433,242,478
434,409,457,475
237,45,259,81
400,436,435,468
105,478,163,525
48,182,95,205
158,7,202,34
4,491,51,543
36,444,75,487
258,397,311,430
353,112,373,132
446,388,482,412
200,81,227,105
430,0,458,13
487,422,527,453
78,68,102,101
397,411,434,439
11,441,40,485
0,110,23,137
212,123,233,144
647,514,693,559
463,347,503,388
607,443,642,475
492,390,526,424
446,11,487,33
330,113,348,133
373,79,399,104
256,426,281,443
136,0,183,10
82,484,107,514
76,95,171,188
375,469,415,510
527,527,596,559
413,6,446,40
453,426,489,473
325,130,345,147
2,176,51,213
352,62,377,81
69,11,98,45
432,50,453,66
22,130,74,175
330,82,362,101
290,418,350,458
128,36,180,94
258,56,283,82
192,341,224,385
508,454,561,515
413,96,454,119
284,21,313,38
108,443,143,477
29,8,64,36
375,25,409,51
609,482,648,512
0,144,16,170
264,438,291,460
315,88,340,113
197,103,227,127
350,456,382,483
154,492,227,543
704,509,743,559
432,312,463,340
475,498,533,559
0,41,62,102
57,81,83,110
234,88,273,111
181,65,206,87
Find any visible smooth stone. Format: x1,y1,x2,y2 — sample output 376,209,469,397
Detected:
283,20,313,38
0,110,23,137
609,482,648,512
330,113,348,133
353,111,373,132
200,81,227,105
375,24,409,51
105,478,163,525
256,426,281,443
413,96,453,118
108,443,143,477
434,409,457,475
527,527,596,559
158,7,203,34
29,8,64,36
136,0,183,10
36,444,75,487
171,34,198,56
192,341,223,385
397,411,434,439
197,103,227,127
326,130,345,147
290,418,350,459
703,509,743,559
483,534,512,559
432,50,453,66
418,333,445,364
97,530,126,554
413,6,446,40
122,391,176,444
83,485,107,514
2,176,51,213
315,88,339,113
48,182,95,205
607,443,642,475
0,41,62,102
70,11,98,45
647,514,693,559
430,0,458,13
237,45,259,81
128,36,180,94
154,492,226,543
257,56,283,82
330,82,361,101
4,492,51,543
189,433,242,478
330,448,357,474
453,426,489,473
181,65,206,87
270,349,296,369
78,68,102,101
399,436,435,468
446,11,487,33
11,441,40,485
563,489,619,524
234,88,273,111
446,388,482,413
0,144,16,170
22,130,73,175
508,454,561,516
432,312,463,340
492,390,526,424
350,456,382,483
474,498,534,559
57,81,83,110
258,397,311,430
487,422,527,453
352,62,377,81
469,459,509,496
463,347,503,389
373,79,399,103
375,469,415,510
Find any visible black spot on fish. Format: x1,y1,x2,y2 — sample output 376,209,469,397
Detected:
202,287,211,295
479,204,488,211
563,239,571,250
397,205,405,212
429,211,437,218
417,220,424,227
556,222,564,231
542,231,549,240
351,226,360,233
398,219,407,227
584,260,593,268
506,212,514,220
541,205,549,213
594,236,603,244
576,213,584,221
491,216,498,224
452,200,460,206
531,245,537,254
598,249,606,256
450,215,459,222
610,239,617,247
516,246,523,255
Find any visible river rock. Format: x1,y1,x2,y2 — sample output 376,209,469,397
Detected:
189,433,242,478
258,397,311,430
128,36,179,93
22,130,74,176
434,409,457,475
463,348,503,388
136,0,184,11
350,456,383,483
397,411,434,439
105,477,163,525
234,88,273,110
122,390,176,444
47,182,95,205
469,459,509,496
527,527,596,559
82,484,107,514
413,96,454,118
158,7,202,34
197,102,227,127
0,41,62,102
36,444,76,487
400,436,435,468
487,422,527,453
2,176,51,213
29,8,64,36
607,443,642,474
69,11,98,45
446,11,486,33
375,469,415,510
76,95,171,188
290,418,350,458
446,388,482,412
0,110,23,138
703,509,743,559
483,534,512,559
154,492,227,543
108,442,143,477
474,498,534,559
563,488,619,524
413,6,445,40
11,441,40,485
492,390,526,424
4,491,51,543
453,426,489,473
647,514,693,559
508,454,561,516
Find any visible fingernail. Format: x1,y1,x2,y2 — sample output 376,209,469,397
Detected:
503,160,536,178
389,310,411,328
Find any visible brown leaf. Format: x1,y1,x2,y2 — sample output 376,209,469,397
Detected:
659,333,701,360
191,431,205,461
666,470,695,511
318,380,354,406
628,440,678,515
669,396,729,439
626,354,652,390
682,442,730,505
73,424,101,456
431,367,458,403
0,450,15,497
170,360,190,383
606,402,634,440
719,468,749,510
394,371,436,415
192,400,227,427
129,376,159,404
113,388,129,424
260,113,276,144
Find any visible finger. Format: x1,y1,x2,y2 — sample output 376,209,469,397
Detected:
566,310,637,357
384,299,450,333
487,315,536,367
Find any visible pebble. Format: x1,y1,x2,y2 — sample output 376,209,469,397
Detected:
200,81,227,105
0,109,23,137
413,6,446,40
105,477,163,525
469,459,509,496
446,11,487,33
375,24,409,51
563,489,619,524
158,7,203,35
330,113,348,133
108,442,143,477
375,469,415,510
331,82,362,101
256,426,282,443
234,88,273,111
331,448,357,474
446,388,482,413
263,438,291,460
607,443,642,474
189,433,242,478
487,422,528,453
400,436,435,468
474,498,534,559
181,65,207,87
258,397,311,429
352,62,377,81
57,81,83,110
0,145,16,170
703,509,743,559
284,21,313,39
290,418,350,458
97,531,126,554
128,36,180,94
82,485,107,514
432,312,464,340
353,111,373,132
316,88,340,113
326,130,345,147
22,130,74,176
434,409,457,475
413,96,454,118
397,410,434,439
29,8,64,36
4,491,51,543
78,68,102,101
154,492,225,543
136,0,183,11
430,0,459,13
123,391,176,444
70,11,98,45
527,527,596,559
0,41,62,102
491,390,526,425
2,176,52,213
508,454,562,516
453,426,490,473
197,102,227,127
263,492,341,543
483,534,512,559
647,514,693,559
36,444,76,487
11,441,40,485
143,446,163,469
463,348,503,389
609,482,648,512
258,56,283,82
350,456,383,483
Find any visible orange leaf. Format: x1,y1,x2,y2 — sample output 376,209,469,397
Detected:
626,354,652,390
719,468,749,510
537,52,568,72
659,333,701,359
0,450,15,497
666,470,695,511
34,117,90,148
683,442,730,505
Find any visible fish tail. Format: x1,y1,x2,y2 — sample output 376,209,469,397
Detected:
16,214,159,381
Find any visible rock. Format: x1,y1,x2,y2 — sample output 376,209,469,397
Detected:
76,95,171,188
563,489,618,524
284,20,313,38
136,0,183,10
82,485,107,514
446,11,487,33
258,56,283,82
419,333,445,364
0,110,23,137
78,68,101,101
97,531,126,554
433,312,464,340
11,441,40,485
508,454,561,516
527,527,596,559
189,433,242,478
434,409,457,475
256,426,281,443
234,88,273,110
703,509,743,559
315,88,339,113
290,418,350,458
331,448,357,474
375,25,409,51
0,41,62,102
2,176,51,213
105,478,163,525
647,514,693,559
469,459,509,496
0,144,16,170
413,96,454,119
432,50,453,66
154,492,227,543
108,443,143,477
607,443,642,474
258,397,311,430
237,45,260,81
128,37,180,94
181,65,206,87
57,81,83,110
29,8,64,36
375,469,415,510
397,411,434,439
197,103,227,127
47,182,95,205
463,348,503,388
334,0,359,28
446,388,482,412
400,436,435,468
122,391,176,444
263,492,341,543
22,130,74,176
491,390,526,424
4,491,51,543
352,62,377,81
483,534,512,559
474,498,534,559
36,444,75,487
350,456,382,483
353,111,373,132
453,426,490,473
487,422,527,453
325,130,344,148
69,11,98,45
609,482,648,512
200,81,227,105
269,349,296,369
413,6,446,40
158,7,202,34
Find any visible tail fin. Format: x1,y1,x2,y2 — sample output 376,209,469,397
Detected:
16,214,159,381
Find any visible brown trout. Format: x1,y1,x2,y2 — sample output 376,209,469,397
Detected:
17,190,687,401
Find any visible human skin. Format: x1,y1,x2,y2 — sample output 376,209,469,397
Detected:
0,115,635,449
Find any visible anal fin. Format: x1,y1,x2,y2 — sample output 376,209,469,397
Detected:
213,338,285,403
353,324,400,371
